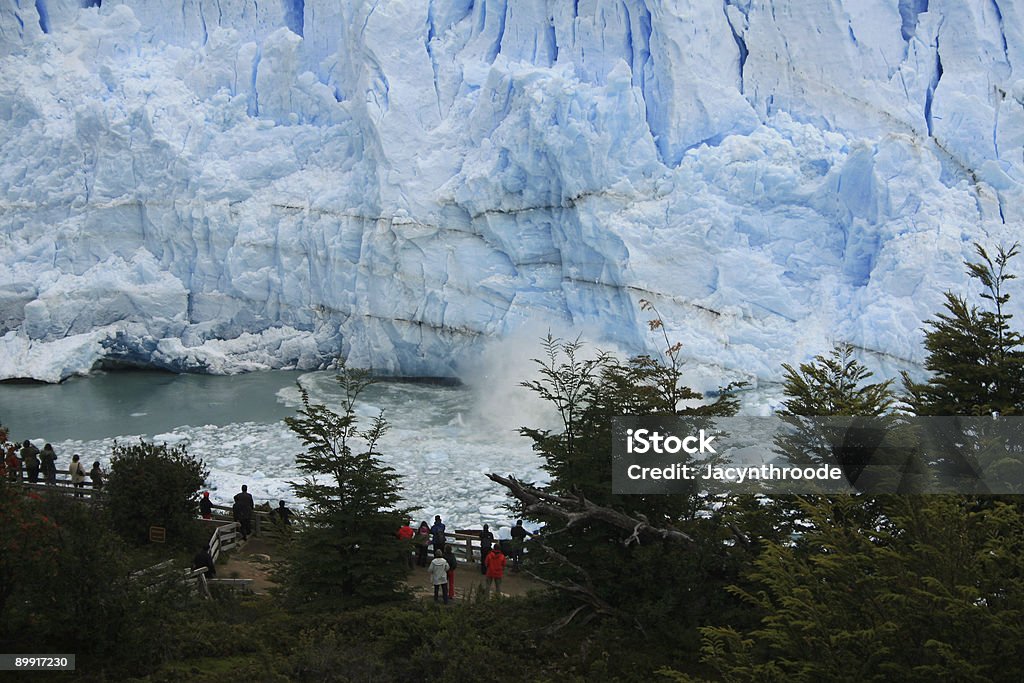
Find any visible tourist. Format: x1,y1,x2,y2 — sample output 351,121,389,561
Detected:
442,543,458,600
233,484,255,540
68,454,87,496
192,544,216,578
89,461,104,490
4,444,20,482
484,543,506,597
428,549,450,605
39,444,57,485
430,515,446,551
275,500,293,525
414,521,431,567
478,524,494,574
397,519,415,569
21,440,40,484
510,519,532,571
200,491,213,519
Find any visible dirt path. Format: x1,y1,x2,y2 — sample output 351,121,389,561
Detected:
217,537,279,594
215,537,544,600
404,561,543,600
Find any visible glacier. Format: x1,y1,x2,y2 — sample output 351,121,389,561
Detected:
1,0,1022,385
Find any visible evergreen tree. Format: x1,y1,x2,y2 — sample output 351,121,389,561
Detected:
680,496,1024,683
283,366,407,608
904,243,1024,416
779,343,895,418
506,319,744,638
776,343,907,490
900,243,1024,488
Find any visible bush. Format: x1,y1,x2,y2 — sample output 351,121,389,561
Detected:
0,490,195,678
105,440,208,547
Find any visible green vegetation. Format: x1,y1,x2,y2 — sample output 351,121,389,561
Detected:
904,242,1024,416
280,365,409,608
106,440,208,547
685,495,1024,683
511,329,746,648
0,482,192,678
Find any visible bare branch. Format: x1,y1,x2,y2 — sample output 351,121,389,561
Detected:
486,473,695,545
525,540,646,634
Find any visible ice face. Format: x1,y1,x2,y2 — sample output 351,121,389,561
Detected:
1,1,1021,385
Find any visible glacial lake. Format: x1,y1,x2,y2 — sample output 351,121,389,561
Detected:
0,369,546,530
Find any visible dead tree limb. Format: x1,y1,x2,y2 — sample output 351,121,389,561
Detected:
525,540,646,634
487,473,695,545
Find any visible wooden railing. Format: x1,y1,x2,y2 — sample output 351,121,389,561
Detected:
130,520,252,599
414,530,511,567
203,501,305,539
130,558,212,600
203,520,254,594
14,473,509,569
8,469,104,501
208,521,243,563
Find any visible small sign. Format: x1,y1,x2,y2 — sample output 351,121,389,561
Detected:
149,526,166,543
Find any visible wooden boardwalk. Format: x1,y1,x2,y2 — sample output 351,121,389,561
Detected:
8,472,541,599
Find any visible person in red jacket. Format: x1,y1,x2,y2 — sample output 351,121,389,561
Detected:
3,444,19,482
397,519,415,568
484,544,506,597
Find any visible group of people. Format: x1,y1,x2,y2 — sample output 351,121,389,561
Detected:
199,485,294,536
1,429,103,495
398,515,534,603
192,484,294,578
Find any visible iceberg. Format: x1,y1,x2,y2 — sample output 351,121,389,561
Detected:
1,0,1021,385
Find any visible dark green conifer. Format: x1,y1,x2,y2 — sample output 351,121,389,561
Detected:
904,243,1024,416
508,313,743,637
283,366,407,608
779,342,895,418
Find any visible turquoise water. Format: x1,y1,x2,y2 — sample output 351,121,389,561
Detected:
0,369,545,529
0,370,305,442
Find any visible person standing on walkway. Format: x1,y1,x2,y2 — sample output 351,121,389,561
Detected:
233,484,255,540
484,544,506,597
397,519,415,569
4,444,21,482
39,444,57,485
89,461,104,490
478,524,494,575
21,441,40,484
430,515,446,553
68,454,87,496
442,543,458,600
200,491,213,520
510,519,532,571
414,521,431,567
428,549,450,605
275,500,293,526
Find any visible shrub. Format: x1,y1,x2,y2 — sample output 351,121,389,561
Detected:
105,440,208,547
